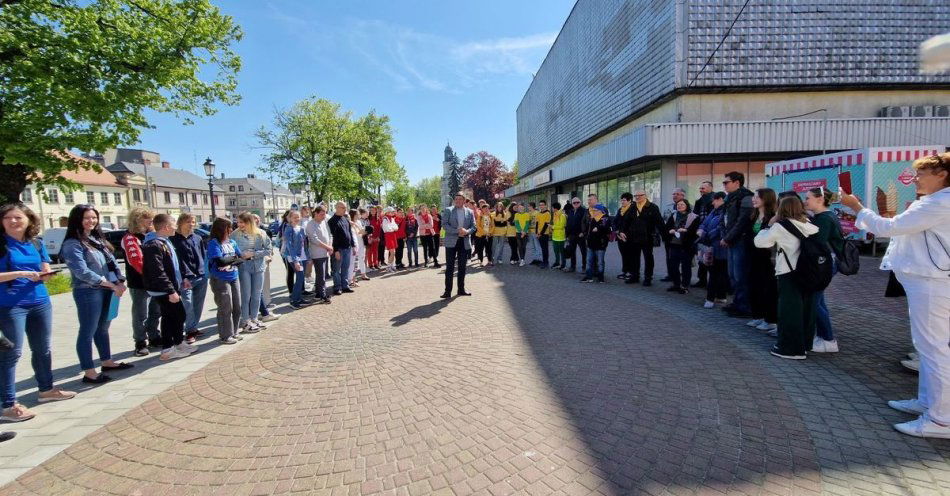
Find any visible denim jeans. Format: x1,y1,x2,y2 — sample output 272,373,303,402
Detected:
406,237,419,266
238,267,264,325
492,236,507,263
586,249,606,279
289,262,305,304
331,248,352,292
0,302,54,408
727,242,751,312
73,287,113,371
181,276,208,333
815,261,837,341
129,287,160,344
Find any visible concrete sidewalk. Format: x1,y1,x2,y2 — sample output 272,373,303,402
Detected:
0,260,294,486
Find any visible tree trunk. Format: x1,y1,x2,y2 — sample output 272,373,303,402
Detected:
0,159,30,204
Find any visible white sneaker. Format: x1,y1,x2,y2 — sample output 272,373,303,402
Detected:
703,301,715,309
757,322,777,331
260,314,279,322
901,359,920,372
715,299,728,305
889,399,928,415
160,348,190,361
811,338,839,353
894,416,950,439
176,343,197,354
768,328,778,337
252,320,267,329
746,319,764,328
519,260,526,267
241,323,261,334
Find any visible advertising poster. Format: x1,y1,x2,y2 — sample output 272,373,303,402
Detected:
871,161,918,219
771,167,866,240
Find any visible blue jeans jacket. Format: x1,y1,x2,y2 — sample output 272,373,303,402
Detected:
61,238,122,289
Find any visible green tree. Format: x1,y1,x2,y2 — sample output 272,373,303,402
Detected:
256,98,401,205
385,176,415,210
0,0,242,203
412,175,441,207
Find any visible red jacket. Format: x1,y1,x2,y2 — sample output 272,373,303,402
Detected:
369,216,382,245
395,216,406,240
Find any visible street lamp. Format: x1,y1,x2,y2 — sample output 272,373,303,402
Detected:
203,157,216,218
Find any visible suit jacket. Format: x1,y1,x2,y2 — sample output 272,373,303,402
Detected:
442,206,476,251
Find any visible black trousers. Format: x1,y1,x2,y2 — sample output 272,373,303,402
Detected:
749,249,778,323
517,234,528,261
617,239,632,274
285,260,295,290
156,295,186,350
538,235,550,265
705,259,729,302
630,243,655,280
474,236,487,262
420,235,434,262
312,257,329,300
507,237,520,262
696,264,708,285
444,239,469,294
667,244,694,289
377,233,386,265
395,238,405,266
567,235,586,269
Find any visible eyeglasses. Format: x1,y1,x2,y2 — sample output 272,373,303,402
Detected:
722,180,734,185
633,194,645,197
572,201,581,204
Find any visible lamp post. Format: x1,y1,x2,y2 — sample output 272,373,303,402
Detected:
203,157,216,219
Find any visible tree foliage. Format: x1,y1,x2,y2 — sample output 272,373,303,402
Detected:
256,97,404,205
0,0,243,203
460,151,514,203
385,178,415,210
412,175,441,207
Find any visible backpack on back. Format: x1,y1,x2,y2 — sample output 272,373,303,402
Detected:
778,219,834,292
835,239,861,275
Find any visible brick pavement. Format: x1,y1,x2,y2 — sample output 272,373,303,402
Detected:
2,245,949,495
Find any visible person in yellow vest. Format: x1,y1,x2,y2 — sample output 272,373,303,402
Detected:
490,202,509,265
474,203,493,267
525,203,540,265
550,202,567,269
535,200,553,268
513,204,531,266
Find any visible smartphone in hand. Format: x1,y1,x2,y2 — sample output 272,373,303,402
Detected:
838,171,853,195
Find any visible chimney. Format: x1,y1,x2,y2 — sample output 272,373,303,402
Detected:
161,161,170,169
220,173,225,179
247,174,256,179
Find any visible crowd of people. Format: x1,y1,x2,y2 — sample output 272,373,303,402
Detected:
0,199,447,426
0,152,947,439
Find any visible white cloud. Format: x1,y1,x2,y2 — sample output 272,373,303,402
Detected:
267,8,556,93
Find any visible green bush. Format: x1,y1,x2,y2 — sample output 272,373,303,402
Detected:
45,273,72,296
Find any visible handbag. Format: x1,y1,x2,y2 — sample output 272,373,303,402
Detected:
107,292,120,321
697,243,714,267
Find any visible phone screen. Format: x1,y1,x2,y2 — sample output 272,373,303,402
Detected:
838,171,853,195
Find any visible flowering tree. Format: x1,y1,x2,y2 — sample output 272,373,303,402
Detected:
460,151,514,203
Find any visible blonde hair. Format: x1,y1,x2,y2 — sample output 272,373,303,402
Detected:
913,152,950,186
238,211,260,237
127,206,153,234
176,212,195,228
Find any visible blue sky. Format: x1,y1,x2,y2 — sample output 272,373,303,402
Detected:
135,0,576,184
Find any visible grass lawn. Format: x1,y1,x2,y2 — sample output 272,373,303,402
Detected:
45,273,72,295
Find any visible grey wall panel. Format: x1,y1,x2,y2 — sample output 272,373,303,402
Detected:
685,0,950,88
517,0,677,176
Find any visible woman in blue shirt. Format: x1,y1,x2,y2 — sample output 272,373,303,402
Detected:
207,218,250,344
0,204,77,422
61,204,131,384
281,210,309,308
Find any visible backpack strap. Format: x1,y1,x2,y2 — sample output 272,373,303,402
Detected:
776,219,801,270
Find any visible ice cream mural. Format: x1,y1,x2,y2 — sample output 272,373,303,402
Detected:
766,146,947,242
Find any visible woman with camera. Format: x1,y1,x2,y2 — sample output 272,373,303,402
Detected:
842,152,950,439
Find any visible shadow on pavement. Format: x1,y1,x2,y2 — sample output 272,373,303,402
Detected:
389,299,451,327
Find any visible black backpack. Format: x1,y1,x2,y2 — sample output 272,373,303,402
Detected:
835,239,860,275
778,219,834,292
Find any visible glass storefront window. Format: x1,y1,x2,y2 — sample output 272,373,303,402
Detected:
676,163,713,203
748,161,767,190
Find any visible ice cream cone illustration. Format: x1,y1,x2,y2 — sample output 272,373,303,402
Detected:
887,182,899,216
876,185,897,218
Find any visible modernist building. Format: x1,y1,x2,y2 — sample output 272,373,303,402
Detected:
508,0,950,213
102,149,221,223
213,174,303,222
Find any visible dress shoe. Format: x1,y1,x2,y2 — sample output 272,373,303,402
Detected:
457,290,472,296
439,292,452,299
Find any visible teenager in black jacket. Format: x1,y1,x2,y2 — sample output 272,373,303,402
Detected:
563,197,587,272
620,191,663,286
720,171,755,316
613,192,637,280
580,204,611,284
142,214,196,361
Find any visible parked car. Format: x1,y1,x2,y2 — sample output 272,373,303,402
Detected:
103,229,128,260
41,228,68,263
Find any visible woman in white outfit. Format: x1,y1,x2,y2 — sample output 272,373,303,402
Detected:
348,209,365,287
841,152,950,439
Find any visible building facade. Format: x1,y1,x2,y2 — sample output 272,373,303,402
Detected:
213,174,302,222
103,149,221,223
22,153,130,231
510,0,950,213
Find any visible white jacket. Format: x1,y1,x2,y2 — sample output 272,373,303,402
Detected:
856,186,950,280
753,218,820,275
382,217,399,233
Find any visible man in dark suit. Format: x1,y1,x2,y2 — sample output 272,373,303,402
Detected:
440,194,476,298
